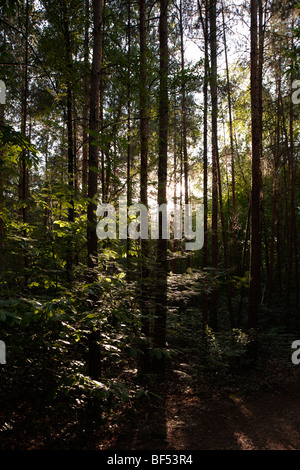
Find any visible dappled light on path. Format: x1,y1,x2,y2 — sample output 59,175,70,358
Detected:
163,381,300,450
109,367,300,451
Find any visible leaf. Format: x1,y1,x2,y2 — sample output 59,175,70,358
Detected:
0,124,39,169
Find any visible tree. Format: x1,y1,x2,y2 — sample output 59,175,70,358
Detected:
153,0,169,374
87,0,103,380
209,0,219,330
221,0,237,272
62,0,75,279
19,0,30,276
139,0,151,373
198,0,209,327
286,13,299,308
82,0,90,196
248,0,263,334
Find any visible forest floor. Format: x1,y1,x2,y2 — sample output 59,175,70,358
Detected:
106,357,300,451
1,351,300,451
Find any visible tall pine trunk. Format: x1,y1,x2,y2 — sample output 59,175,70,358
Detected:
209,0,219,330
63,2,75,280
267,56,281,305
19,0,30,281
0,104,4,267
221,0,237,272
286,16,299,309
126,0,132,269
82,0,90,196
153,0,169,375
198,0,209,327
139,0,151,373
248,0,263,334
179,0,190,269
87,0,103,380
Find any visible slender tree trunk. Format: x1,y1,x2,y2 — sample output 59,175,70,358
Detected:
268,164,279,304
87,0,103,380
221,1,237,272
66,77,74,279
19,0,30,278
139,0,148,213
0,104,4,267
173,126,178,273
63,2,75,280
198,0,209,327
248,0,262,333
237,198,251,326
139,0,151,373
286,16,298,309
280,92,292,301
0,22,6,268
268,61,281,305
126,0,132,268
82,0,90,196
43,131,50,229
100,78,105,201
209,0,218,330
178,5,188,204
179,0,190,269
216,144,235,328
20,0,29,215
153,0,169,375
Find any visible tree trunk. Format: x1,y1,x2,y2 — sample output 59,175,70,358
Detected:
82,0,90,196
286,15,298,309
216,142,235,328
139,0,151,373
153,0,169,375
61,0,75,281
179,0,190,269
126,0,132,269
248,0,263,333
19,0,30,278
0,104,4,267
87,0,103,380
221,0,237,272
267,59,281,305
198,0,209,327
209,0,218,330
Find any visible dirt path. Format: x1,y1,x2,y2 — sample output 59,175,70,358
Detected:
2,357,300,450
164,382,300,450
109,363,300,451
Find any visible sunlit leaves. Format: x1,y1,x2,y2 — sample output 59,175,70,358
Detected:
0,124,39,169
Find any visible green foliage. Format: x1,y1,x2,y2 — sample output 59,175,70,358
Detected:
204,327,251,371
0,124,39,169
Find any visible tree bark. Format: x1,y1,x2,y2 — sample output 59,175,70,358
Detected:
0,104,4,267
198,0,209,327
153,0,169,375
87,0,103,380
19,0,30,278
209,0,218,330
126,0,132,269
82,0,90,196
248,0,262,332
139,0,151,373
63,2,75,280
286,15,298,309
179,0,190,269
267,54,281,305
221,0,237,272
